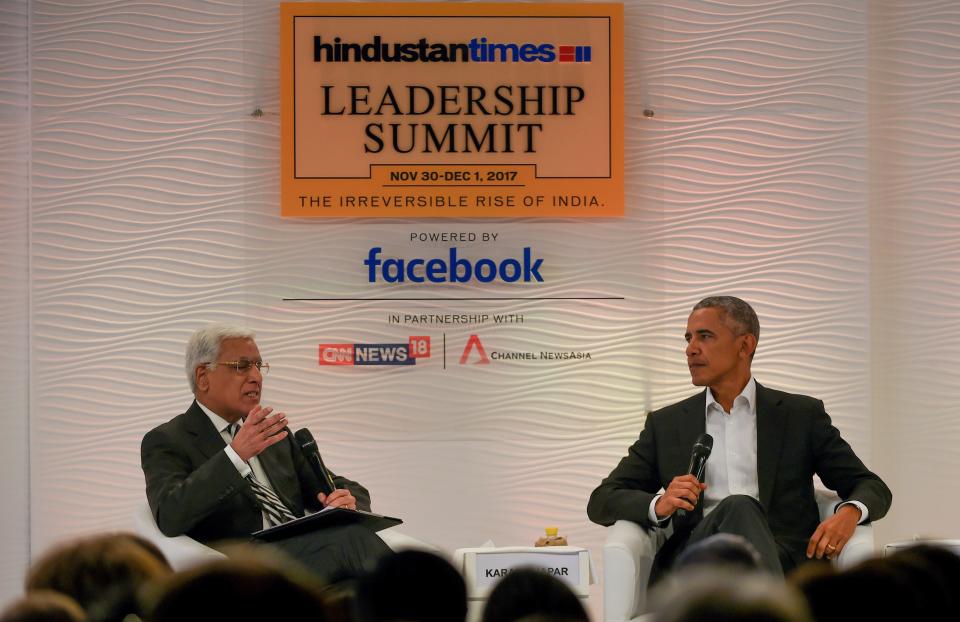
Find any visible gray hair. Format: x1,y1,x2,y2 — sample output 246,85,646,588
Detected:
692,296,760,342
652,570,811,622
185,324,256,393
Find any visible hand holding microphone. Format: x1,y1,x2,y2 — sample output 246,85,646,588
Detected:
294,428,357,511
655,433,713,520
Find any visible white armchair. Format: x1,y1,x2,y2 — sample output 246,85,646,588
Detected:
133,502,225,570
814,489,874,568
133,501,436,571
601,490,875,622
601,518,669,622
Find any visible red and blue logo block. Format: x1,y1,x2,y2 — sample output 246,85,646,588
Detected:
558,45,591,63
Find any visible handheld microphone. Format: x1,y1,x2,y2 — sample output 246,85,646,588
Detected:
674,433,713,521
294,428,337,496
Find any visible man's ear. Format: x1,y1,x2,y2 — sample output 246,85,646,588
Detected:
195,365,209,393
740,334,758,359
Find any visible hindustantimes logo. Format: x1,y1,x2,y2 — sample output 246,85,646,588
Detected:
314,36,592,64
319,336,431,366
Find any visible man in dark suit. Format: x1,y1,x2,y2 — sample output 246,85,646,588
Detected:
142,324,390,579
587,296,891,581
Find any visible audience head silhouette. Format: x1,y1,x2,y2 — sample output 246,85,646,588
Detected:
147,554,328,621
0,591,86,622
25,532,171,622
356,550,467,622
481,568,588,622
673,533,763,573
654,571,811,622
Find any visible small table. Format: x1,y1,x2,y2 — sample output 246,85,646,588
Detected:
884,539,960,556
453,545,595,622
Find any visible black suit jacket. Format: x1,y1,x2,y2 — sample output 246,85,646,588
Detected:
141,401,371,545
587,383,892,567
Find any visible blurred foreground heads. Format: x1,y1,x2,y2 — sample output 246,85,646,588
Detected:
146,549,328,622
23,532,171,622
653,570,812,622
482,568,588,622
0,591,86,622
356,550,467,622
672,533,762,574
791,542,960,622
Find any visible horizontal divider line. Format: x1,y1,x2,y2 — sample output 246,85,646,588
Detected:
283,296,625,301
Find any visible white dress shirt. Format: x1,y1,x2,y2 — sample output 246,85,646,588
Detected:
702,377,760,515
197,401,284,529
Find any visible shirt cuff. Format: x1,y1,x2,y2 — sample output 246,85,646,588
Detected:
223,445,252,478
837,500,869,524
648,494,670,526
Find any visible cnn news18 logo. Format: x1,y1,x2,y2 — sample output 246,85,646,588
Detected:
319,337,431,366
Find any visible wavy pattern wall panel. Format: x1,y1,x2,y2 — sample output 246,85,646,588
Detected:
31,0,247,116
870,0,960,546
20,0,928,616
0,0,30,604
29,0,253,552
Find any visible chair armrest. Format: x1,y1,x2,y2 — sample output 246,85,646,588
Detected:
814,488,841,517
152,533,226,571
814,488,875,569
603,520,663,622
836,523,873,569
377,527,440,553
132,502,225,571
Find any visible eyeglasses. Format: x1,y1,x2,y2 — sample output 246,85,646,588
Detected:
207,360,270,375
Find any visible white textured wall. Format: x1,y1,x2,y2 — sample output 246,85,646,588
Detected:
4,0,960,615
0,0,31,605
29,0,254,557
634,0,872,450
870,0,960,548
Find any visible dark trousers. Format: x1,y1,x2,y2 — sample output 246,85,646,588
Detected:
651,495,785,584
268,524,391,582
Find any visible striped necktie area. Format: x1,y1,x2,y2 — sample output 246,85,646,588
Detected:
229,423,297,527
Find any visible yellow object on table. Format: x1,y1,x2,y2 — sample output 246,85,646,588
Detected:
535,526,568,547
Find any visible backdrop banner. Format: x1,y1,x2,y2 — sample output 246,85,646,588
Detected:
281,2,624,218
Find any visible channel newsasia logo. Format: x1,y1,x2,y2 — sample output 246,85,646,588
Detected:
459,334,592,364
314,36,592,64
319,337,431,366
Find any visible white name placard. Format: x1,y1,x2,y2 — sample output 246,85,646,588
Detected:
474,551,581,589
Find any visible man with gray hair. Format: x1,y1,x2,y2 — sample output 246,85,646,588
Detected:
141,324,390,579
588,296,891,583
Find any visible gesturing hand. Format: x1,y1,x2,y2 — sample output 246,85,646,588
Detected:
231,405,288,462
807,503,861,560
655,474,707,518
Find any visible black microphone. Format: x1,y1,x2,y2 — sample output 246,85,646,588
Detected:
294,428,337,496
674,433,713,521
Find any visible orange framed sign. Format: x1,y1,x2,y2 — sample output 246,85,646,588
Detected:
280,2,624,218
